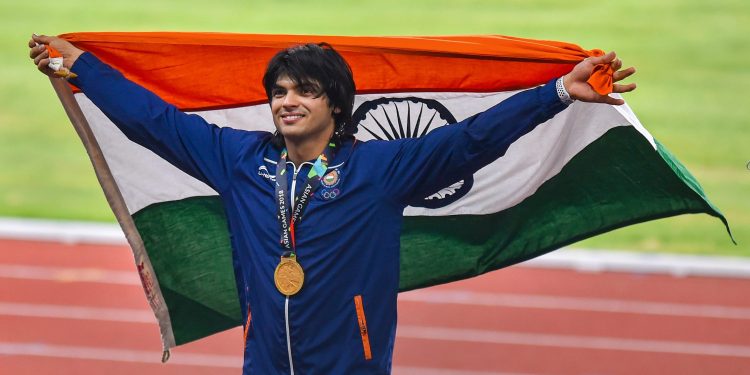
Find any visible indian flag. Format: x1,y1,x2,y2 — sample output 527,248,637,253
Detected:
50,32,729,356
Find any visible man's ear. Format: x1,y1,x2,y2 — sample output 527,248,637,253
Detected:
333,107,341,114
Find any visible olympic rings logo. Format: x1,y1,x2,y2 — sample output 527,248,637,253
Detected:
322,188,340,200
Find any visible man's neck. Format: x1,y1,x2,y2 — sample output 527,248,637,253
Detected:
284,131,333,166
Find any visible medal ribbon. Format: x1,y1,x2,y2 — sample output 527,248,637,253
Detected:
275,143,335,255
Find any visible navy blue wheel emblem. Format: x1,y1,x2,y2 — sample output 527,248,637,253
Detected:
352,97,474,209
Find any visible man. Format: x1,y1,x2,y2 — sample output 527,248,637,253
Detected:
29,34,635,374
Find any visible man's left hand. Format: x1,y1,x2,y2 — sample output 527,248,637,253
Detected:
563,51,636,106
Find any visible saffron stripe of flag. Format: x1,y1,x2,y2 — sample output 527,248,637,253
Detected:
51,32,729,353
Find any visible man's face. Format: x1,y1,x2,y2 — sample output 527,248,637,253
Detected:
271,75,337,144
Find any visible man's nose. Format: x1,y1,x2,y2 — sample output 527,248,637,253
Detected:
282,91,300,107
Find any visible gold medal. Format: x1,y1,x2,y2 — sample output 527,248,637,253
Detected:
274,256,304,296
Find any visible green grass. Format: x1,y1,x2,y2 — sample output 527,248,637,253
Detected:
0,0,747,255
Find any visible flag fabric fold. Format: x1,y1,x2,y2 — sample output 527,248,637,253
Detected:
52,32,728,352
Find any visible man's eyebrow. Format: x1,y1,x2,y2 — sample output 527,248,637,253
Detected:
271,79,323,94
300,81,321,89
298,80,324,93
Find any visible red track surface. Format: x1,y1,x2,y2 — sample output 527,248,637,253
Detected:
2,238,749,374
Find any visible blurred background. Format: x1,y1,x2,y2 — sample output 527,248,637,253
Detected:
1,1,749,374
1,0,746,255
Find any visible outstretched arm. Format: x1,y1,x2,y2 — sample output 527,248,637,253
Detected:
28,34,250,193
377,52,636,206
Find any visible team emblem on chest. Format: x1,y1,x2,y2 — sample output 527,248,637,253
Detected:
320,169,341,200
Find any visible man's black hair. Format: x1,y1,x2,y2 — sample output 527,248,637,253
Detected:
263,43,356,148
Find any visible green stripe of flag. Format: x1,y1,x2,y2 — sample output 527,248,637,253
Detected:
400,126,728,290
133,197,241,344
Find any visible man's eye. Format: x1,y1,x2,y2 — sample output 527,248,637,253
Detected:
300,85,318,95
271,89,285,98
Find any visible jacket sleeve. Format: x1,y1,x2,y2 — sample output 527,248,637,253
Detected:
376,79,569,207
69,52,250,194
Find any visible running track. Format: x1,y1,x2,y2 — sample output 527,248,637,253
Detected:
1,238,749,374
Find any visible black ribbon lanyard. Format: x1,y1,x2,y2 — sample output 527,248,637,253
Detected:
275,143,335,257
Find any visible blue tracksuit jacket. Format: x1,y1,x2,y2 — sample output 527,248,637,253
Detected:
70,52,568,374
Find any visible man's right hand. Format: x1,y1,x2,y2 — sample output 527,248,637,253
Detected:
28,34,84,78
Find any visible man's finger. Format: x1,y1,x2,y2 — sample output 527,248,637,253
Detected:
32,34,54,45
29,44,46,60
612,83,637,94
31,47,48,62
33,50,49,66
613,66,636,82
29,43,45,58
599,94,625,106
587,51,616,66
611,58,622,72
37,57,51,72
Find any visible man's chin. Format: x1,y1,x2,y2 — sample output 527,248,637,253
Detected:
278,129,308,144
275,123,334,144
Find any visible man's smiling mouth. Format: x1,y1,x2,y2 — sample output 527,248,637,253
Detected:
281,113,305,124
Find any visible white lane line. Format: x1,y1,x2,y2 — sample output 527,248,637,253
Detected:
524,248,750,279
0,264,139,285
400,290,750,320
0,217,126,245
398,325,750,359
4,331,748,370
4,301,750,361
3,216,750,279
0,302,153,323
0,342,240,368
4,263,749,321
0,342,536,374
393,367,537,375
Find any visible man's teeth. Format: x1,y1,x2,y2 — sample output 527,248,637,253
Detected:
283,115,303,120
